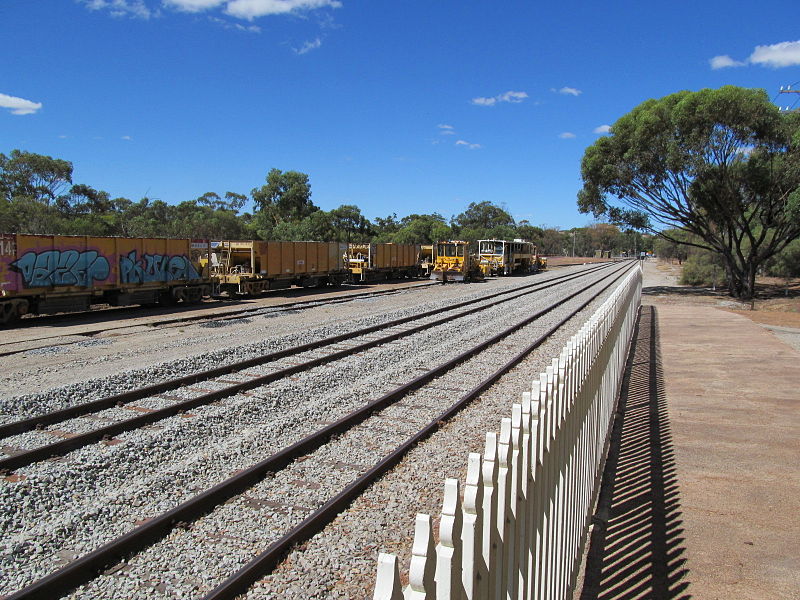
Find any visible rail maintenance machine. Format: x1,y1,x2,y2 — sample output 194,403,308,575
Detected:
429,240,484,282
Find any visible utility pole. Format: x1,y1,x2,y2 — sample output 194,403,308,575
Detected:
778,84,800,112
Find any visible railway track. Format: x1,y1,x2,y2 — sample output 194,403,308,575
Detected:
1,261,635,599
0,263,610,467
0,280,437,359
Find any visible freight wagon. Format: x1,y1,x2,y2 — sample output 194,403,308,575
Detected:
346,243,422,281
0,233,213,325
208,240,349,295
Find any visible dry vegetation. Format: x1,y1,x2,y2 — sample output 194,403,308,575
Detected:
646,259,800,328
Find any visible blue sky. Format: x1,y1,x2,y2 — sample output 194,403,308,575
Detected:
2,1,799,229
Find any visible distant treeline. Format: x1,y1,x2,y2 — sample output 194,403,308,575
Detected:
1,149,652,257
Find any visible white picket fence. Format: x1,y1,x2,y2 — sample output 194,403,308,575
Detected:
374,266,642,600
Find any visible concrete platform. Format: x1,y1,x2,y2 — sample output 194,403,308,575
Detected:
577,300,800,599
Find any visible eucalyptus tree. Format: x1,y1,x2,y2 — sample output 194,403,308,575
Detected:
578,86,800,299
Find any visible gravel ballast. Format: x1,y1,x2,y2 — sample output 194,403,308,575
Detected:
0,263,635,598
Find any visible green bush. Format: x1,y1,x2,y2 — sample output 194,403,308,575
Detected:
764,238,800,278
680,253,725,287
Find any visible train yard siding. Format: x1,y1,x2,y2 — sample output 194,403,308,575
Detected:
0,264,623,599
5,259,794,599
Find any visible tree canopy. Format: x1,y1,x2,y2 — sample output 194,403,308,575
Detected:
0,147,663,260
250,168,318,239
578,86,800,298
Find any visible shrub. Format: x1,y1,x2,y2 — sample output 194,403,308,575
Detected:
680,253,726,287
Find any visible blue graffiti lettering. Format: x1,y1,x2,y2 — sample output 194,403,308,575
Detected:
10,250,110,288
119,251,200,284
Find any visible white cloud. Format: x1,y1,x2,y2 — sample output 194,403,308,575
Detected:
209,16,261,31
121,135,133,140
471,90,528,107
558,132,576,139
709,40,800,69
593,125,611,134
81,0,153,18
709,54,746,69
102,0,343,20
749,40,800,68
497,91,528,103
456,140,481,150
295,37,322,54
437,124,455,135
555,86,582,96
224,0,342,20
165,0,225,12
0,93,42,115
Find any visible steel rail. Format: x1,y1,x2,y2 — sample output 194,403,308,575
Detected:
0,264,611,472
139,281,437,327
0,265,612,443
0,281,437,357
4,261,634,600
203,262,638,600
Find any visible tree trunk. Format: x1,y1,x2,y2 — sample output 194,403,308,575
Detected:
722,255,757,300
744,262,758,301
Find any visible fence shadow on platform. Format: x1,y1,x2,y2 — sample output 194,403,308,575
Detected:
578,305,691,600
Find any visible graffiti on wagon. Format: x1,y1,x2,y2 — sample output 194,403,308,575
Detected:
119,251,200,284
10,250,111,288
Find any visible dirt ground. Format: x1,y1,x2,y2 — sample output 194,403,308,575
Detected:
643,259,800,326
641,260,800,356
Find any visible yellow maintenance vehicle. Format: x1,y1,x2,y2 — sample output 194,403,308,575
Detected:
477,239,543,276
430,240,484,282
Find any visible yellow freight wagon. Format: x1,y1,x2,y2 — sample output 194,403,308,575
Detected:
0,233,212,324
346,243,422,281
210,240,349,295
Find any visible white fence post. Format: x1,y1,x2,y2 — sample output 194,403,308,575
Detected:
496,418,512,598
505,404,522,600
517,393,532,600
462,453,484,599
535,371,549,600
374,553,404,600
406,514,435,600
482,431,500,598
436,479,463,600
526,382,541,599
